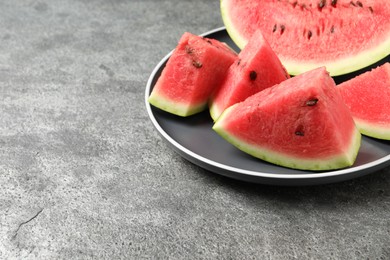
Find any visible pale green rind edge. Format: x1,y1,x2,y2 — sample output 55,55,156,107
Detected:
283,37,390,76
220,0,247,50
354,118,390,140
220,0,390,76
213,105,362,171
148,92,206,117
209,101,223,122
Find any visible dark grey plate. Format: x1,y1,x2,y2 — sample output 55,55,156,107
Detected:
145,27,390,186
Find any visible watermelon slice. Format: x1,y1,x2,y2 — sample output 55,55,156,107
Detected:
209,29,289,121
213,67,361,171
221,0,390,76
337,62,390,140
148,32,237,117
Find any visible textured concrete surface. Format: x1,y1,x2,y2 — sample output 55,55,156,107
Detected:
0,0,389,259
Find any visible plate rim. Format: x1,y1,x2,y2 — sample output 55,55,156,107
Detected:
145,26,390,183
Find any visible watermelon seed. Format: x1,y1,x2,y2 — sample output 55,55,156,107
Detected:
350,1,356,7
192,60,202,68
318,0,326,9
295,130,305,136
280,25,285,34
331,0,337,7
307,30,313,39
330,26,335,33
249,71,257,81
356,1,363,7
306,98,318,106
207,39,213,45
272,24,277,33
295,124,304,136
292,2,298,8
237,59,241,66
369,6,373,13
185,46,194,54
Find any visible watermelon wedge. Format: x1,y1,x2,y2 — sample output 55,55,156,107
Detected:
209,29,289,121
337,62,390,140
220,0,390,76
213,67,361,171
148,32,237,117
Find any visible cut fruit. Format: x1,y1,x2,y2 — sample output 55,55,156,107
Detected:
148,32,237,117
337,62,390,140
220,0,390,76
209,29,289,121
213,67,361,171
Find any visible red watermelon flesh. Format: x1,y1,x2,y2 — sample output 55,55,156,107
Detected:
213,67,361,171
209,30,289,121
148,32,237,117
221,0,390,76
337,62,390,140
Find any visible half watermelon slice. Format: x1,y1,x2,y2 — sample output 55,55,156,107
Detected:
148,32,237,117
221,0,390,76
337,62,390,140
209,29,289,121
213,67,361,171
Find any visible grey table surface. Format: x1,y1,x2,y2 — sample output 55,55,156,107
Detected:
1,0,389,259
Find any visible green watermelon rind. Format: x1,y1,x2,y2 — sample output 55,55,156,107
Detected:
220,0,390,76
354,119,390,141
284,36,390,77
213,105,362,171
220,2,246,50
209,102,221,122
148,92,205,117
